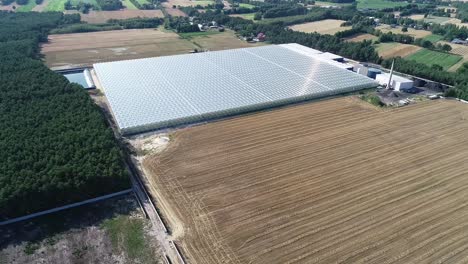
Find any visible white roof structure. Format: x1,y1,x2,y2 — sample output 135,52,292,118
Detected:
94,44,377,135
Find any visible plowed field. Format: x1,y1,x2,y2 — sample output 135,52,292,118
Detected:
144,97,468,264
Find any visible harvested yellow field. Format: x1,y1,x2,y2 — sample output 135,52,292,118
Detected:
375,42,422,58
186,30,268,51
344,33,378,42
64,10,164,24
377,24,432,38
41,29,196,69
144,97,468,264
289,19,351,35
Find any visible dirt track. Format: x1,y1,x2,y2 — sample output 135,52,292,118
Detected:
144,97,468,264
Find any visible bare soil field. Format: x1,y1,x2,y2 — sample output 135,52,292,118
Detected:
143,97,468,264
344,33,377,42
64,10,164,24
375,42,422,58
41,29,196,68
187,30,268,51
377,24,432,38
289,19,351,35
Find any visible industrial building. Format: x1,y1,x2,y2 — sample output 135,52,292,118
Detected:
375,72,414,91
93,44,377,135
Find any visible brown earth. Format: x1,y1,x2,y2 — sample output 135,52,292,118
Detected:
41,29,196,69
64,10,164,24
143,97,468,264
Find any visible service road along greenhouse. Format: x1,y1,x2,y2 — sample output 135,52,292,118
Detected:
93,44,377,135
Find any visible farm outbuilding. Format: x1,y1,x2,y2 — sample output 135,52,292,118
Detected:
94,44,377,135
375,72,414,91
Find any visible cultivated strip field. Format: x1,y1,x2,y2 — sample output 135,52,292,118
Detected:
289,19,351,35
344,33,377,42
375,42,421,58
376,24,432,38
406,48,462,70
144,97,468,264
184,30,268,50
41,29,196,68
64,10,164,23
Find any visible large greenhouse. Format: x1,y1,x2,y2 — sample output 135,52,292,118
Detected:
93,44,377,135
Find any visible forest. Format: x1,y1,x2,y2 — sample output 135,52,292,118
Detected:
0,11,130,220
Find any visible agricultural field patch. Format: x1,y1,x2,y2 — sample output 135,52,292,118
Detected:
32,0,49,11
122,0,138,9
41,29,196,69
289,19,351,35
44,0,66,11
375,42,421,58
64,10,164,23
357,0,409,9
229,12,255,20
183,30,268,51
164,6,187,16
437,41,468,72
143,97,468,264
16,0,37,11
423,34,444,43
239,3,254,8
164,0,213,7
376,24,432,38
344,33,377,42
406,48,462,70
314,0,352,6
423,15,452,24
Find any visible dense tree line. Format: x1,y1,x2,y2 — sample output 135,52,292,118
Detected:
454,2,468,23
262,5,308,18
0,11,129,220
96,0,122,10
50,17,163,34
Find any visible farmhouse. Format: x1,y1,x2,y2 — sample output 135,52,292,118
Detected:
93,44,377,135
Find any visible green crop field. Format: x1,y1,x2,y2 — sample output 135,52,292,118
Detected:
44,0,67,11
357,0,411,9
424,15,451,24
16,0,36,11
135,0,150,5
231,13,256,20
239,3,255,8
70,0,100,8
193,0,214,4
406,49,462,70
122,0,138,9
423,34,444,43
315,1,353,6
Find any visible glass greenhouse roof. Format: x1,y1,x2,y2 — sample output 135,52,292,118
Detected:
94,44,377,135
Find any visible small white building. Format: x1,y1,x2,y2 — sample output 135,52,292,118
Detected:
375,72,413,91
